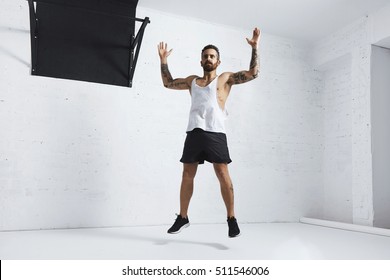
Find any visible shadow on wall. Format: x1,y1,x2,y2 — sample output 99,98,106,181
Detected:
0,26,30,67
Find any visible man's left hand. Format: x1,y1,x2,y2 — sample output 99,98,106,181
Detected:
246,27,261,48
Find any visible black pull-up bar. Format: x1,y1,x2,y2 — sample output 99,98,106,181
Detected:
27,0,150,88
27,0,150,23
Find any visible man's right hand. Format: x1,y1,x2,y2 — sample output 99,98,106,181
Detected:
158,42,173,63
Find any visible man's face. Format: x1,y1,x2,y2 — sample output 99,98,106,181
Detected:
201,49,220,72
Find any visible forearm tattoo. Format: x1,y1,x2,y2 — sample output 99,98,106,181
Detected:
161,64,188,89
229,48,259,85
250,48,259,78
161,63,173,87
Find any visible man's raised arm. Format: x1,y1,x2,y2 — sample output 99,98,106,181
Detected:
226,28,260,86
158,42,195,90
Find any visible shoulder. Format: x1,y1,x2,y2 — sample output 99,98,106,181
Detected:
183,75,199,85
186,75,200,90
186,75,199,82
218,72,234,87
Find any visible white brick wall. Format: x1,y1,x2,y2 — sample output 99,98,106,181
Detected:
371,45,390,229
317,55,353,223
310,2,390,226
311,15,377,226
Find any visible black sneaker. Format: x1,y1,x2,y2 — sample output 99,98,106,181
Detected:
167,214,190,234
227,216,240,238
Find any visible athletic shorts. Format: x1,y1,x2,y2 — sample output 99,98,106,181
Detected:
180,128,232,164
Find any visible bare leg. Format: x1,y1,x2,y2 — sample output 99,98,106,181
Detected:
179,163,198,218
213,163,235,218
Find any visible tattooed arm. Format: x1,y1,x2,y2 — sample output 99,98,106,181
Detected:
225,28,260,86
158,42,197,90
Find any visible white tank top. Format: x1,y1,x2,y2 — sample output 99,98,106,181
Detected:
186,76,227,133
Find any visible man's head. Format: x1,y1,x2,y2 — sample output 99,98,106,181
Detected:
202,45,220,60
201,44,220,72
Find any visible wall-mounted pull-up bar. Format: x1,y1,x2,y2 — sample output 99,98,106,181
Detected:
27,0,150,88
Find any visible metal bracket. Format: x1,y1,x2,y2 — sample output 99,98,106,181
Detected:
129,17,150,87
27,0,38,74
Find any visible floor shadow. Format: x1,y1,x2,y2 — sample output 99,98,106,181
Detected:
70,227,230,251
153,238,229,250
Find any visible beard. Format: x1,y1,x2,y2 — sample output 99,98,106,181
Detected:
202,62,217,72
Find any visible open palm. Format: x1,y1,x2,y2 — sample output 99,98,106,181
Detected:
246,28,261,47
158,42,173,60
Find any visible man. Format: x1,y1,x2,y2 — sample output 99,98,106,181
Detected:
158,27,260,238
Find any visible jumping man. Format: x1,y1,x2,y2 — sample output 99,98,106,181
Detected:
158,27,260,238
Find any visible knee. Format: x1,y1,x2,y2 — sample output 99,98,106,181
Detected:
214,166,231,183
182,169,196,180
215,168,227,180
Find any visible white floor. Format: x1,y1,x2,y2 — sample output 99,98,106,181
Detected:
1,223,390,260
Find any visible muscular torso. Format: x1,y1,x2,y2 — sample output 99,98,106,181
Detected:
191,73,231,110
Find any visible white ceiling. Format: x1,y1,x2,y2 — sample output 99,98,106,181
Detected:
138,0,389,43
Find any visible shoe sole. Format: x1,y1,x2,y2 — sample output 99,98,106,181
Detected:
229,233,241,238
167,223,190,234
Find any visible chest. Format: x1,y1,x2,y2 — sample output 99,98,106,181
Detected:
193,78,228,107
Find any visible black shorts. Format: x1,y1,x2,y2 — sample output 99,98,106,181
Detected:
180,128,232,164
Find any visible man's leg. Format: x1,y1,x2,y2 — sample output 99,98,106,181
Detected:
213,163,240,237
180,163,198,218
213,163,235,217
167,163,198,234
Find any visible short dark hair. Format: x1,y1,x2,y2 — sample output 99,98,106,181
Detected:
201,44,220,59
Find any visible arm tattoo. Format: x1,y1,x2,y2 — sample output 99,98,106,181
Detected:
171,81,188,88
229,48,259,85
161,63,173,87
250,48,259,78
161,64,188,89
233,72,248,83
161,64,170,75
